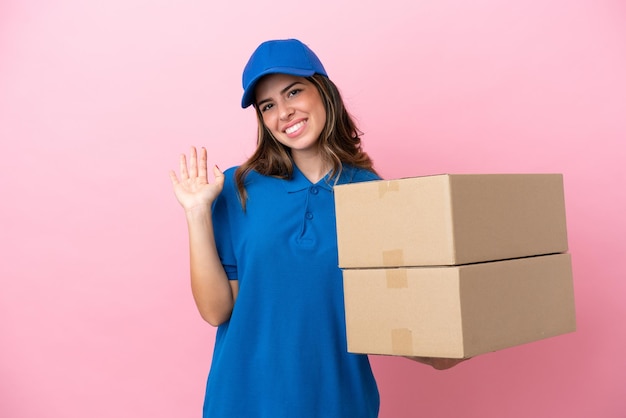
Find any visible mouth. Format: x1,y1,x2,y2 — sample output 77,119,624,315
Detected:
284,120,306,135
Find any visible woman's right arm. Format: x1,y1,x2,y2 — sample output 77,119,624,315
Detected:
169,146,238,326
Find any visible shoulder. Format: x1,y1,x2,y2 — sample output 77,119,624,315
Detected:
215,166,242,204
222,166,268,183
222,166,238,180
337,165,381,185
219,166,277,200
220,166,238,190
221,166,264,186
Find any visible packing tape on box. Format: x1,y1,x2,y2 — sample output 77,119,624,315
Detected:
383,249,404,266
378,180,400,198
386,269,408,288
391,328,413,355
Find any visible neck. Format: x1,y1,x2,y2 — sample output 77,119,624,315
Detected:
292,151,330,183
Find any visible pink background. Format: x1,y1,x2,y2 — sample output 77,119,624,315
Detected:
1,0,625,417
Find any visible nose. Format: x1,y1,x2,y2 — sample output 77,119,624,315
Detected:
278,101,294,121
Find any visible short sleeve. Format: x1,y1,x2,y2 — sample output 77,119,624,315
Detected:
211,170,238,280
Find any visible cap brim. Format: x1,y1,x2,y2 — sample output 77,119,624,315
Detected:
241,67,317,108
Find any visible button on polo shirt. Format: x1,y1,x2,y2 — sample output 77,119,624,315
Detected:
279,167,336,249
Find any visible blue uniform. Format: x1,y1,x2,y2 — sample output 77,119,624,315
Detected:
203,164,380,418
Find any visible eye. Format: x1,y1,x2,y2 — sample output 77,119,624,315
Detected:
260,103,274,112
287,88,302,98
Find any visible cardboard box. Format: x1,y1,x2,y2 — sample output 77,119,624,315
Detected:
335,174,568,267
343,253,576,359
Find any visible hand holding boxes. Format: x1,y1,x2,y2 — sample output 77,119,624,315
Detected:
335,174,576,359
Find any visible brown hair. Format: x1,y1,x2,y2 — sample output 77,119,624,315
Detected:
234,74,377,209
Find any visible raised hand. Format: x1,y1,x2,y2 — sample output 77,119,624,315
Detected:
169,146,224,213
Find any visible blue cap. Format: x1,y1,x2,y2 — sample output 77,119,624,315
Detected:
241,39,328,108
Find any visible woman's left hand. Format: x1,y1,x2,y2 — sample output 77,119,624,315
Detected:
404,356,470,370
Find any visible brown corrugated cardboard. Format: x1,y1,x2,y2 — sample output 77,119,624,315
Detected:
334,174,568,267
343,253,576,359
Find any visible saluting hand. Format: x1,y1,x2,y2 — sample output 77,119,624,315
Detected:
169,146,224,213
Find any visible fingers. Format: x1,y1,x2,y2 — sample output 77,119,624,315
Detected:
198,147,208,180
188,146,198,178
212,164,225,187
168,169,180,185
404,356,467,370
174,146,219,183
179,153,189,180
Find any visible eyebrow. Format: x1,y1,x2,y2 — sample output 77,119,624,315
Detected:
256,81,304,107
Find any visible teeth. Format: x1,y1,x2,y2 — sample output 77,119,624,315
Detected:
285,121,305,134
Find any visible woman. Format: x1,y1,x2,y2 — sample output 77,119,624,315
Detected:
170,38,379,417
170,39,459,418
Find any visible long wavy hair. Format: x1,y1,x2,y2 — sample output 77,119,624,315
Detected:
234,74,377,209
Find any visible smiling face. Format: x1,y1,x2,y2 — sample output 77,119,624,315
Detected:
254,73,327,157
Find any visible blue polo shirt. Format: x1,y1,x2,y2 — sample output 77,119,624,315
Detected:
203,164,380,418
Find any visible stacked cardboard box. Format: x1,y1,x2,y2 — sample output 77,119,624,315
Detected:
334,174,576,359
